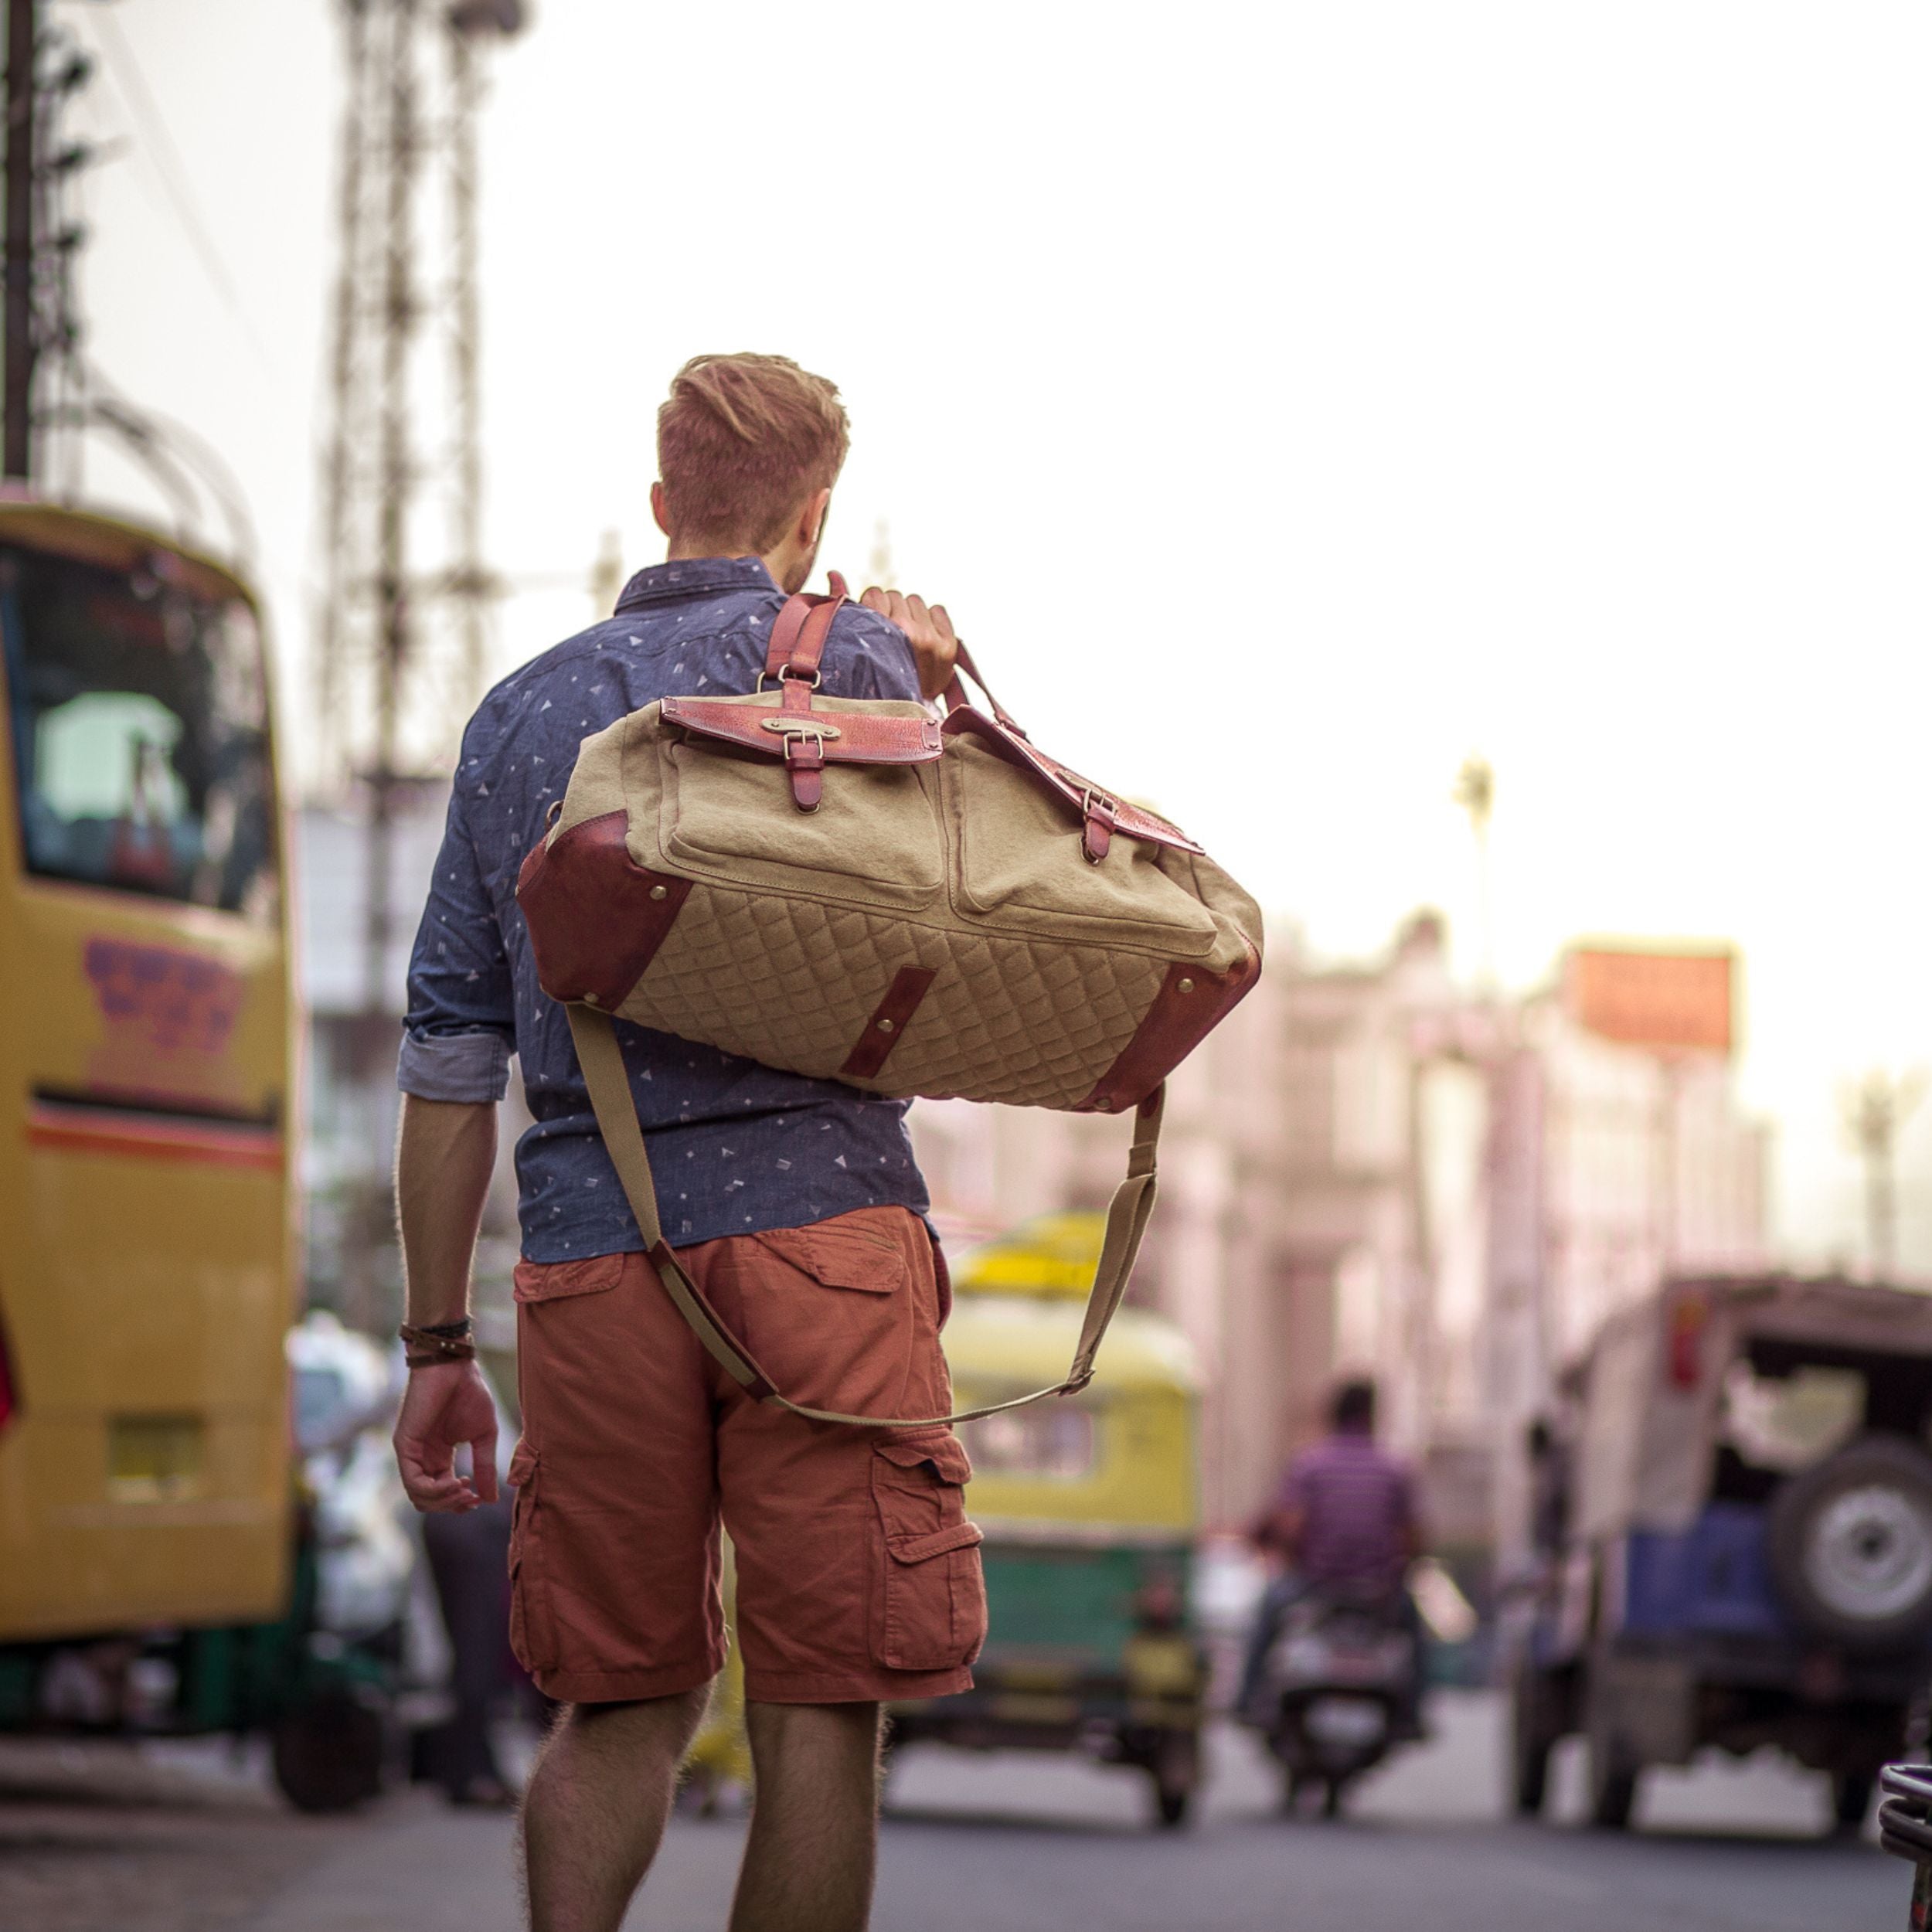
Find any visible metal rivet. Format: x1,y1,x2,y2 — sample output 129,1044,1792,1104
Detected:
583,993,600,1007
649,884,668,901
877,1017,895,1032
1178,978,1195,994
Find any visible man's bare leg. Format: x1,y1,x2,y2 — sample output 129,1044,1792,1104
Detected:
522,1688,709,1932
730,1701,882,1932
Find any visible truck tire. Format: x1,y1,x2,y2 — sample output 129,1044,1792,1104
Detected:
1510,1661,1560,1817
1587,1736,1638,1831
1767,1437,1932,1655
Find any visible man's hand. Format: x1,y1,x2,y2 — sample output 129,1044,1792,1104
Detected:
393,1360,500,1513
859,587,959,701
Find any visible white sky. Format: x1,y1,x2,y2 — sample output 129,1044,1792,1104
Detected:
57,0,1932,1270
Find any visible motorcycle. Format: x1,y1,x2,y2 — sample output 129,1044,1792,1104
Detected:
1257,1586,1420,1818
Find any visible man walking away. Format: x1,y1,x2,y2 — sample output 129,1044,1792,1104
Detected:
1240,1378,1426,1737
387,353,982,1932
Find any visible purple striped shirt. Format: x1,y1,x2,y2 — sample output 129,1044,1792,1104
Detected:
1279,1434,1417,1588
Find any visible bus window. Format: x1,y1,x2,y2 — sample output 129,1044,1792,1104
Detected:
1,545,275,917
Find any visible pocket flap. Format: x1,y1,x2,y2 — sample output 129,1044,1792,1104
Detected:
875,1431,973,1485
753,1219,905,1294
513,1253,625,1304
884,1518,985,1566
508,1438,537,1488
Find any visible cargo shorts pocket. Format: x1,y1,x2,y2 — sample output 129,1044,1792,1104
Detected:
506,1439,555,1676
870,1432,987,1671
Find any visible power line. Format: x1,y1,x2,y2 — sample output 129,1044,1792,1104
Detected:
84,4,269,371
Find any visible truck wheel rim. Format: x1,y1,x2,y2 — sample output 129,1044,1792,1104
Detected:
1807,1484,1932,1621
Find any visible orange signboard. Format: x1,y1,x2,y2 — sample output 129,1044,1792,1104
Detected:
1566,947,1733,1054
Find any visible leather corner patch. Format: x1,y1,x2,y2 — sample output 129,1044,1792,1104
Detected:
515,810,691,1009
1075,944,1262,1114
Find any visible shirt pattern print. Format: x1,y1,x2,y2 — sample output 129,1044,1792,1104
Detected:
396,556,932,1260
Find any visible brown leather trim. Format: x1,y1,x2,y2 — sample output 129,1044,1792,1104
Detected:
663,696,943,765
839,965,938,1080
1074,942,1262,1114
941,707,1204,855
515,810,692,1009
763,587,845,680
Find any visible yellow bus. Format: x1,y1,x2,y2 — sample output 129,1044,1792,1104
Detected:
0,498,295,1721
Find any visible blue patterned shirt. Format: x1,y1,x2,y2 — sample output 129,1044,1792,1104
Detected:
396,556,932,1260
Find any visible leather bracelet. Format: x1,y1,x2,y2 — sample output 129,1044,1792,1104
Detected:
406,1316,474,1340
400,1322,478,1368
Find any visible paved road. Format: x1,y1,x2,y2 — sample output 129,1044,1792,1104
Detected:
0,1693,1911,1931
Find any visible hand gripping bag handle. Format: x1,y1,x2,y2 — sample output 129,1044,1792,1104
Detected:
567,1003,1161,1428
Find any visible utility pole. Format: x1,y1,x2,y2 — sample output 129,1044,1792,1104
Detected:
313,0,523,1013
4,0,36,480
1844,1070,1925,1280
1452,753,1495,992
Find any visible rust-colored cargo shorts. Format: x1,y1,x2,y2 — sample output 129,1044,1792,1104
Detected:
505,1205,986,1706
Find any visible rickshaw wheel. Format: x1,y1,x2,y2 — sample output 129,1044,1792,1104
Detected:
1150,1730,1198,1829
1835,1770,1876,1834
271,1690,389,1814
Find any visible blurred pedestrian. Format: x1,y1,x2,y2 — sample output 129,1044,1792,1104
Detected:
388,353,975,1932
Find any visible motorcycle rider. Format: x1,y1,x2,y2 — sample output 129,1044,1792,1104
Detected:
1239,1377,1426,1738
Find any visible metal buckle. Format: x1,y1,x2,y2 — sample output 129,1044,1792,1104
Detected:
759,717,842,742
754,665,823,693
1081,787,1118,821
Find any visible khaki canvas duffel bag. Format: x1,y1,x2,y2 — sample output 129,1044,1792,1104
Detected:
517,579,1263,1426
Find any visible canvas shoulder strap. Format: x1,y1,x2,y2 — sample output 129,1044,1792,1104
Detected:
566,1002,1161,1429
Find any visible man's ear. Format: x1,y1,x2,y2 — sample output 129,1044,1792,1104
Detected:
798,485,832,546
650,481,672,540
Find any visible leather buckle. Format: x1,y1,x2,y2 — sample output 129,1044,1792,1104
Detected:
1080,787,1118,866
754,665,823,693
779,728,829,764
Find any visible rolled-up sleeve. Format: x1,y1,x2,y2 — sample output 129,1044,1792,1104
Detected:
397,780,515,1104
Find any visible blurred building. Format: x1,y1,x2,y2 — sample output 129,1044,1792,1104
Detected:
295,784,522,1344
910,916,1770,1560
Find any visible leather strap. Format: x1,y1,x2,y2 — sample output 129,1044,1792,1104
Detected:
941,640,1028,738
763,573,849,682
566,1002,1161,1428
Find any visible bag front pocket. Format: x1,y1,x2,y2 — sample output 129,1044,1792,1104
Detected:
870,1431,987,1671
663,735,944,910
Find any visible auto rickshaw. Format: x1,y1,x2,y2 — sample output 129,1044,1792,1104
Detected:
1510,1274,1932,1833
887,1213,1208,1828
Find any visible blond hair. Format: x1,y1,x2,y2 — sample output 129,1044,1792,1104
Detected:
655,353,851,554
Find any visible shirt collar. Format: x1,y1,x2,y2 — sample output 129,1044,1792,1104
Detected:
613,556,777,613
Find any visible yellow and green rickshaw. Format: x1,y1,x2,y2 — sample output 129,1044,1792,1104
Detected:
888,1213,1208,1828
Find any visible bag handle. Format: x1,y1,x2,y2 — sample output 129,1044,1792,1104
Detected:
761,570,849,686
566,1002,1162,1429
941,640,1029,740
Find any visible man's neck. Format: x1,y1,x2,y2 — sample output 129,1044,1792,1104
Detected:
664,539,807,595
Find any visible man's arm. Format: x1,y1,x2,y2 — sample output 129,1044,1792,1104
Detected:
391,1095,501,1512
389,764,516,1515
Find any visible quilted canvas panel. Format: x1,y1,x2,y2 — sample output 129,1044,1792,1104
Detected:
614,882,1165,1111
